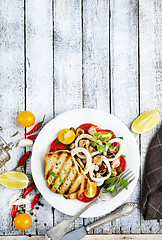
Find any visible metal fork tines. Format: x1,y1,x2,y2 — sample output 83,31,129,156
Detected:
116,169,135,194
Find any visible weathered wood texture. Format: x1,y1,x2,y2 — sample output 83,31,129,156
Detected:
53,0,82,231
0,0,25,235
25,0,54,235
139,0,162,234
0,234,162,240
110,0,140,234
0,0,162,237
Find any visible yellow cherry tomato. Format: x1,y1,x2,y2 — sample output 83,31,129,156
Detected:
84,182,97,198
18,111,35,127
58,128,76,145
14,213,32,231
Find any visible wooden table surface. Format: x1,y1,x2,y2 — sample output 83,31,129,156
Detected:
0,0,162,238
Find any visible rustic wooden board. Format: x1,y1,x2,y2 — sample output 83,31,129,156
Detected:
25,0,54,235
110,0,140,234
0,0,25,235
53,0,82,231
0,234,162,240
0,0,162,237
82,0,110,234
139,0,162,234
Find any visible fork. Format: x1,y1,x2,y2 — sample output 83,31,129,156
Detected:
45,169,135,240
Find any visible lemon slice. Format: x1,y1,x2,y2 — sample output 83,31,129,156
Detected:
131,109,160,133
0,171,29,189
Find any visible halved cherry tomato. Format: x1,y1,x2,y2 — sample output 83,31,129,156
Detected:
58,128,75,145
76,187,101,203
78,123,99,134
97,129,116,139
50,138,66,152
84,182,97,198
14,213,32,230
116,156,127,175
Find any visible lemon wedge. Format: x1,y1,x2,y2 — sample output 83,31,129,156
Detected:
131,109,160,133
0,171,29,189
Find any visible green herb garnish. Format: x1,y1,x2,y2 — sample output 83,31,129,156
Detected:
55,139,60,143
119,137,124,140
92,133,112,153
50,171,64,193
104,173,129,194
120,154,126,158
117,167,123,172
11,131,19,137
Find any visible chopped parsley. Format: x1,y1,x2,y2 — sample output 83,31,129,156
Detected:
50,171,64,193
104,173,129,194
11,131,19,137
92,133,112,153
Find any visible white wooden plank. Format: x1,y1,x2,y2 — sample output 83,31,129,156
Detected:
53,0,82,230
25,0,53,235
82,0,110,234
110,0,140,234
139,0,162,234
82,0,109,112
0,0,25,235
1,234,162,240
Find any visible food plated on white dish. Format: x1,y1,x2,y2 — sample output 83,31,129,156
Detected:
31,108,140,217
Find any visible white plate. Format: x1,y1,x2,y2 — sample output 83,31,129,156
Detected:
31,108,140,218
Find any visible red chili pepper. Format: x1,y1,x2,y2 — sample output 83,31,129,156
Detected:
25,115,46,135
31,194,41,209
14,151,31,170
27,134,38,139
10,205,18,232
23,183,35,198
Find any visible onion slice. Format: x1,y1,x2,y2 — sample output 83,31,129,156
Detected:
75,134,95,159
9,193,21,207
108,138,124,161
71,147,92,174
89,156,111,182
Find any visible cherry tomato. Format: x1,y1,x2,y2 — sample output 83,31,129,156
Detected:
76,187,101,203
84,182,97,198
97,129,116,139
50,138,66,152
117,156,127,175
78,123,99,133
14,213,32,230
58,128,75,145
18,111,35,127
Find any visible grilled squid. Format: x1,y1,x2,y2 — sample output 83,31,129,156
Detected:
89,156,111,182
75,134,95,159
71,147,92,174
107,138,124,161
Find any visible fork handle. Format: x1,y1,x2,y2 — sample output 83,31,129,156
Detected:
86,202,137,232
70,196,99,224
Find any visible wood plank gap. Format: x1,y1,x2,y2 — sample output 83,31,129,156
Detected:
81,0,84,108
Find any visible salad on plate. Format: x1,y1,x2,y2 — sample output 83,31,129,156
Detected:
45,123,128,202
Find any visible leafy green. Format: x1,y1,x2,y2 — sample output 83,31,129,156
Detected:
117,167,123,172
50,172,58,178
55,139,60,143
118,137,123,140
104,173,129,194
92,133,112,153
119,179,129,190
58,174,64,184
11,131,19,137
120,154,126,158
51,182,62,193
105,177,116,184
